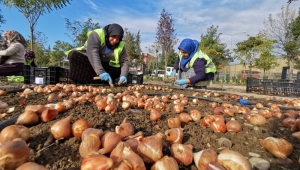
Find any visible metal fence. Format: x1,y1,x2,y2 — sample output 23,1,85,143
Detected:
212,71,298,85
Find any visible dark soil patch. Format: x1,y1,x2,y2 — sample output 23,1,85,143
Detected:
0,84,299,170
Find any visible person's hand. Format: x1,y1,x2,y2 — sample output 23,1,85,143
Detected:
118,76,127,84
176,79,186,85
170,70,176,77
99,72,112,83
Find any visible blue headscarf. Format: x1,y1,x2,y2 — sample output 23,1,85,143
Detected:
178,39,199,70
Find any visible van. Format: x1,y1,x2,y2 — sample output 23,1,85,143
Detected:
165,67,173,77
152,70,165,77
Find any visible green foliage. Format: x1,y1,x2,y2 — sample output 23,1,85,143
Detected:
47,40,73,66
0,9,5,27
235,33,276,70
254,51,279,73
123,28,142,69
65,18,100,47
0,0,71,50
200,25,230,69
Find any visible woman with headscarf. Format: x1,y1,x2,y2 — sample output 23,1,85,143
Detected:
0,30,27,76
170,38,217,88
68,23,129,84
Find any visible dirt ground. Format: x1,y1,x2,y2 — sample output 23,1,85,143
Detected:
0,82,299,170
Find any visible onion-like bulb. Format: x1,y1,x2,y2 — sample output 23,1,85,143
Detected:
16,162,47,170
72,119,92,138
194,149,217,170
249,113,266,126
226,118,242,133
79,133,101,158
0,139,30,170
167,117,181,128
81,154,114,170
151,156,178,170
217,149,251,170
81,128,103,141
173,103,184,114
259,137,293,159
0,125,30,144
170,143,193,166
150,109,161,121
165,128,183,144
15,111,39,126
50,116,72,140
41,108,58,122
190,109,201,121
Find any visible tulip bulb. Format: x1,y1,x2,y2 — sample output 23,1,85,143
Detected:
151,156,178,170
81,154,114,170
0,125,30,144
79,134,101,158
259,137,293,159
15,111,39,126
165,128,183,144
217,149,251,170
170,143,193,166
16,162,47,170
50,116,72,140
115,117,134,138
194,149,217,170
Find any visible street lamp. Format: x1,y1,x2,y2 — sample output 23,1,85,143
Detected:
220,31,246,50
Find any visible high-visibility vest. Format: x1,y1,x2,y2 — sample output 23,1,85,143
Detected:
24,59,33,66
65,28,124,68
179,48,216,73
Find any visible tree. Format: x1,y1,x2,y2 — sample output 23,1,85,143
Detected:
0,9,5,26
264,5,299,77
200,25,231,69
254,51,279,74
123,29,142,72
235,33,276,74
155,9,178,76
0,0,71,50
287,8,300,69
147,43,161,76
48,40,73,66
65,18,100,47
27,31,49,66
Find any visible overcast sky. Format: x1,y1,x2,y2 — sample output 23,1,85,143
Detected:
1,0,299,59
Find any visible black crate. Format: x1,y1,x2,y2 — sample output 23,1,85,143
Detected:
127,73,143,84
23,66,68,85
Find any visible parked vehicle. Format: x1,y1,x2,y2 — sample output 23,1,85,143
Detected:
152,70,165,77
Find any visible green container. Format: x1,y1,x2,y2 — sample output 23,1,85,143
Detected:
7,76,24,82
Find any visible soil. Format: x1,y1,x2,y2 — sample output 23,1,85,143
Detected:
0,83,300,170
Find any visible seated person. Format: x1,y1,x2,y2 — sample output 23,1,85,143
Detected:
67,23,129,85
0,30,26,76
24,50,37,67
170,38,217,89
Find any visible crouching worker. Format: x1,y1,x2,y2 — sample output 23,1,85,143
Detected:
24,50,37,67
67,23,129,85
170,38,216,89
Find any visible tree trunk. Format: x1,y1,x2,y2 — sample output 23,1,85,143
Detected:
30,23,34,50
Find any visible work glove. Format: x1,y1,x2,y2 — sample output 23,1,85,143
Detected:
118,76,127,84
170,70,176,77
99,72,112,83
176,79,186,85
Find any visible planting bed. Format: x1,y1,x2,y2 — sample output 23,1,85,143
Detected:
0,84,299,170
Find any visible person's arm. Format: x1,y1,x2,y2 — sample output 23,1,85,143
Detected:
31,59,37,67
0,43,21,56
119,48,129,77
173,57,180,71
188,58,206,84
86,31,105,75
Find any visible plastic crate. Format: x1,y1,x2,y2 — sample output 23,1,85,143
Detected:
23,66,67,85
127,73,143,84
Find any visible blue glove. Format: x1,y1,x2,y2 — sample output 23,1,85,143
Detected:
239,99,248,105
119,76,127,84
99,72,112,83
176,79,186,85
170,70,176,77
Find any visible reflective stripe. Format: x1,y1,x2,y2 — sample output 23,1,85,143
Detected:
65,28,124,68
24,59,33,65
179,49,216,73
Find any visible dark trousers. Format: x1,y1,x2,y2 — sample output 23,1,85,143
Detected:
68,50,121,84
0,63,24,76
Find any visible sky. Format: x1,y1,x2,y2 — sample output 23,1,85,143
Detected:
0,0,299,62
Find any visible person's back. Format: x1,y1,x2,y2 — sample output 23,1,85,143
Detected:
0,30,27,76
